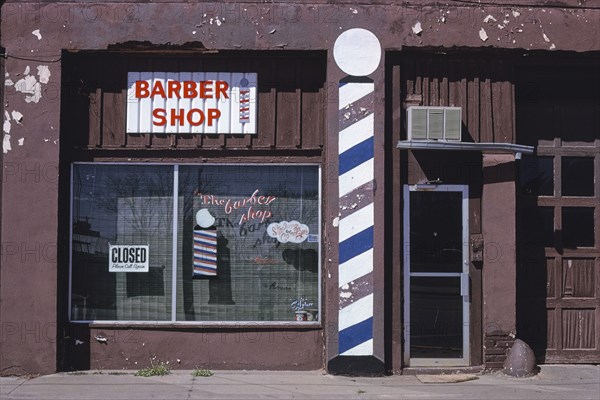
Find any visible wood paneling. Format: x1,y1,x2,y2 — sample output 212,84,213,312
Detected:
399,55,515,144
562,259,595,298
562,309,595,349
62,52,326,153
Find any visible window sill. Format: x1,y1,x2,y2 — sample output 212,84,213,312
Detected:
76,321,322,329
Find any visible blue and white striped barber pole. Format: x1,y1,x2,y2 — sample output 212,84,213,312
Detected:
333,28,381,357
193,229,218,277
337,80,375,356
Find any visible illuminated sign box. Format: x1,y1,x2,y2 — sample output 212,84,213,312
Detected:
126,72,257,135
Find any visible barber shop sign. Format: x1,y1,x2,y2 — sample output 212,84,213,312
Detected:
126,72,257,134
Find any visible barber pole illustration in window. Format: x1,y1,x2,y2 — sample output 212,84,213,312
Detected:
193,209,218,278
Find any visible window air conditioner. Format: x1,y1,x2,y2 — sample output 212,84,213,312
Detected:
407,106,462,141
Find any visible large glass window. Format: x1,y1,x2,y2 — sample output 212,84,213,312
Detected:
70,164,321,323
71,165,174,321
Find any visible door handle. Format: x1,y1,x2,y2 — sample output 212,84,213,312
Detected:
460,273,469,297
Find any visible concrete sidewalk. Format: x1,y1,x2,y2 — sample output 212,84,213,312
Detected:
1,365,598,399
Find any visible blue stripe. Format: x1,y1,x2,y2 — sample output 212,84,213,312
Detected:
338,317,373,354
338,137,374,175
339,226,373,264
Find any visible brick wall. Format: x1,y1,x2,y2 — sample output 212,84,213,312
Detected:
484,332,515,369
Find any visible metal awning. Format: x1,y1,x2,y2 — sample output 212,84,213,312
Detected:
396,140,535,155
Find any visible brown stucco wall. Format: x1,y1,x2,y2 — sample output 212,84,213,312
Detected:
85,327,324,371
2,0,600,375
482,154,517,369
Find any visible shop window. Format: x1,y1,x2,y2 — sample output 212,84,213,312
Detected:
71,165,174,321
562,207,595,248
562,157,594,197
519,155,553,196
70,164,321,323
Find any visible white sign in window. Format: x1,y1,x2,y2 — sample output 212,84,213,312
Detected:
126,72,257,135
108,245,150,273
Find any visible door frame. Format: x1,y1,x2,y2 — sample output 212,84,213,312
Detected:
403,184,470,367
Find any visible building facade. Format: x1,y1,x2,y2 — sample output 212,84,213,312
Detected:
1,1,599,375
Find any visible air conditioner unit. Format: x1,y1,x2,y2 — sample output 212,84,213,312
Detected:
407,106,462,141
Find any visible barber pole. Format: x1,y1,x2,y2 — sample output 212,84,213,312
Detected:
333,28,381,360
193,229,218,277
337,80,375,356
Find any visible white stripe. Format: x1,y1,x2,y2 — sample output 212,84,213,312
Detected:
339,294,373,331
339,159,373,198
339,82,374,110
339,249,373,288
194,254,217,261
338,114,374,155
194,244,216,252
339,203,374,243
341,339,373,356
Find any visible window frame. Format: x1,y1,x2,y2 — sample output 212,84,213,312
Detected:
68,162,322,327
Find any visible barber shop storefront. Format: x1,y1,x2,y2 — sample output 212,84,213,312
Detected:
1,2,599,376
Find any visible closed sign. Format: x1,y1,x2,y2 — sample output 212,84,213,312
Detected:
109,245,149,272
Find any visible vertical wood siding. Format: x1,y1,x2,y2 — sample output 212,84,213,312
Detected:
62,52,325,152
401,55,515,144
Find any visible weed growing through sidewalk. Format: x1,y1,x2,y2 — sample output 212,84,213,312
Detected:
192,368,214,377
135,362,171,377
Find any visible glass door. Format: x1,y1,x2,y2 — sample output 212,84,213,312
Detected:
403,185,470,366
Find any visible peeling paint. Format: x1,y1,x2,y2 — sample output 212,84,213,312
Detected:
37,65,51,84
340,292,352,299
15,75,42,103
484,15,497,23
479,28,489,42
332,217,339,227
412,22,423,35
341,284,349,290
512,10,521,18
18,138,24,146
32,29,42,40
550,43,556,50
11,111,23,124
3,120,11,134
543,33,550,43
5,79,14,86
3,134,11,153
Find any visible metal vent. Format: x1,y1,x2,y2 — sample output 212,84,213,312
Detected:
407,106,462,141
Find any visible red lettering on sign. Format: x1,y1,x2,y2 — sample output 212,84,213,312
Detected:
183,81,197,98
215,81,229,99
167,81,182,98
187,109,205,126
207,109,221,126
135,81,150,98
150,81,166,98
152,108,167,126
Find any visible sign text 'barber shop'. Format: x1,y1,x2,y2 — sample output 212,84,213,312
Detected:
126,72,257,135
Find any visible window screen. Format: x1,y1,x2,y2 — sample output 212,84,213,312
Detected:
70,164,320,323
71,165,173,321
176,165,320,321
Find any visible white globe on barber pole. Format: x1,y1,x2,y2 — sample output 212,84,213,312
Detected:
333,28,381,76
